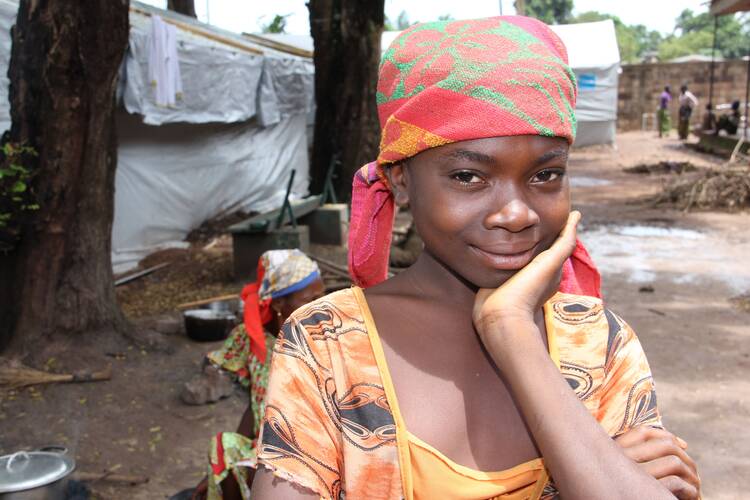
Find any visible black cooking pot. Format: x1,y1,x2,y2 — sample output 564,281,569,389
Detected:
183,309,236,342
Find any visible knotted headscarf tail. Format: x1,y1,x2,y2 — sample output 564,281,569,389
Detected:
348,15,602,297
241,261,273,364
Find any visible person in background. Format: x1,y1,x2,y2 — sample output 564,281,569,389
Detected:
701,102,717,131
716,100,742,136
190,250,325,500
678,85,698,140
658,85,672,138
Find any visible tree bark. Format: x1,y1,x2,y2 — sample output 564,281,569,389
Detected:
0,0,130,355
308,0,384,202
168,0,197,18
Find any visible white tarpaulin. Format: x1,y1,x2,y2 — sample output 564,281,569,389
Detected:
113,112,309,273
124,3,315,126
0,0,14,135
0,0,314,272
550,20,620,146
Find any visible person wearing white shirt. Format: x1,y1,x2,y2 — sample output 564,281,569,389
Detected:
678,85,699,140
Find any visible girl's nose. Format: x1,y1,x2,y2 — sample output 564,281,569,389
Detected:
483,198,540,233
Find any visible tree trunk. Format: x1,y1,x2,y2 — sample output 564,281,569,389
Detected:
308,0,384,202
168,0,197,18
0,0,130,355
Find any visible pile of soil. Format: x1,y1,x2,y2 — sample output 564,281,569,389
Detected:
116,246,238,318
653,168,750,211
185,211,251,244
624,161,697,175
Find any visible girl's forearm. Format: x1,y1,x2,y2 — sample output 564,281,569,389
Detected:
492,321,673,500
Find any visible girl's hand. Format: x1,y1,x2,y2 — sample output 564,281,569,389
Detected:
615,426,701,500
473,211,580,335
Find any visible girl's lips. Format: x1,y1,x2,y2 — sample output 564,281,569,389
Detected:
469,244,538,270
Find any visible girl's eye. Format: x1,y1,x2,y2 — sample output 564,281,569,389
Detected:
531,168,565,184
451,171,483,185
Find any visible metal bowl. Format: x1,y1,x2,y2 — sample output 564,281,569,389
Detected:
183,309,237,342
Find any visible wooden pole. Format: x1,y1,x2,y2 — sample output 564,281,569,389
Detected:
708,16,718,111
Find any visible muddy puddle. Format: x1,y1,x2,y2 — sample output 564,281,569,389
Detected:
580,222,750,293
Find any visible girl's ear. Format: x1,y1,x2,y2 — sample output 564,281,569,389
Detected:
384,163,410,207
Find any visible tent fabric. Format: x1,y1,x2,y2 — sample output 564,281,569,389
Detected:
0,0,313,272
551,20,620,146
113,112,309,273
0,0,14,134
124,4,315,126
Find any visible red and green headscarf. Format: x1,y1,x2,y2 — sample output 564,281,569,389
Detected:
348,15,600,296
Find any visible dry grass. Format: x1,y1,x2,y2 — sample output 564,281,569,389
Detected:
653,168,750,211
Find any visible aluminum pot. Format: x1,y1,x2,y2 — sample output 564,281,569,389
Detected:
183,309,237,342
0,447,75,500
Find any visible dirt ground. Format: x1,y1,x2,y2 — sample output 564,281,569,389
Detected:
1,131,748,499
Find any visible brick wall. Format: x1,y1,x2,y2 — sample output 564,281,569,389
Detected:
617,60,749,131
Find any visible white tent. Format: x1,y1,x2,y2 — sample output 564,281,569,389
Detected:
550,20,620,147
0,0,315,273
265,19,621,148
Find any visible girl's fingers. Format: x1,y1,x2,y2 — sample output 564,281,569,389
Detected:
659,475,701,500
640,455,700,491
503,211,580,290
615,426,688,450
531,211,580,270
625,438,698,476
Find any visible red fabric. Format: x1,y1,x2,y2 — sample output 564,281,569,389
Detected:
241,261,273,364
560,239,601,298
348,163,394,288
211,432,226,476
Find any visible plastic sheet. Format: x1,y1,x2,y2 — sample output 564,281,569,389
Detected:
113,112,309,273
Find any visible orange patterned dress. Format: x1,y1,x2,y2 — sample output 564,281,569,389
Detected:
252,288,661,499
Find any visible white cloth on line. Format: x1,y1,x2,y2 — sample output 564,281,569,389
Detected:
148,15,183,107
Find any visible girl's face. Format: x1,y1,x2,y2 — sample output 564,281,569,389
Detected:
387,135,571,289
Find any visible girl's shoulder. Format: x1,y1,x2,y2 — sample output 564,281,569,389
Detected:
283,287,367,340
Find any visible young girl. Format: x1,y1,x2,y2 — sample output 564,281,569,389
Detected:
247,17,700,499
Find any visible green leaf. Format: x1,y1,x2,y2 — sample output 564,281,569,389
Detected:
11,181,26,193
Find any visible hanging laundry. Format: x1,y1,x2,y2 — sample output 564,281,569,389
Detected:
148,15,183,107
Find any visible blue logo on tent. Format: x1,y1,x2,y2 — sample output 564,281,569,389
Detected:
578,73,596,90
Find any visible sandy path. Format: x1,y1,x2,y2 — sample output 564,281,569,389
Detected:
571,131,749,500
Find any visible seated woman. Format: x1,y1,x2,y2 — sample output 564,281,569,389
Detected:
716,100,741,136
191,249,325,500
249,17,700,500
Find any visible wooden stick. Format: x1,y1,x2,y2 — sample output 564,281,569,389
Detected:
114,262,170,287
176,293,239,310
241,32,313,58
130,6,263,56
75,471,149,485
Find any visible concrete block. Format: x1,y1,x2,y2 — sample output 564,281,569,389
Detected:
232,225,310,281
299,203,349,246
